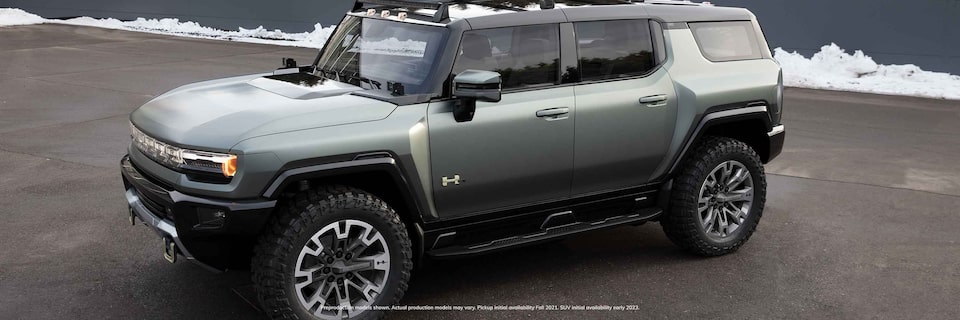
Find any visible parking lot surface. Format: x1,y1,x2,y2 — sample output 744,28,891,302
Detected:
1,24,958,319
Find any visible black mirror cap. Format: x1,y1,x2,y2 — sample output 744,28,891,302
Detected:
453,70,502,103
453,99,476,123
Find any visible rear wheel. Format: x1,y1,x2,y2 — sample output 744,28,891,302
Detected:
252,185,412,320
661,136,767,256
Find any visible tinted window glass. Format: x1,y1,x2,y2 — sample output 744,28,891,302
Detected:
575,20,656,81
689,21,762,62
316,15,449,95
453,24,560,89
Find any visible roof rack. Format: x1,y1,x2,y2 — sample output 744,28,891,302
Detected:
353,0,557,23
634,0,709,6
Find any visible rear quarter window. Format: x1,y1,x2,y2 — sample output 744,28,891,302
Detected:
689,21,762,62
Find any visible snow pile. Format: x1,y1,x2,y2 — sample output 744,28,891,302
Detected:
775,43,960,100
0,8,45,26
0,8,335,48
5,8,960,100
56,17,336,48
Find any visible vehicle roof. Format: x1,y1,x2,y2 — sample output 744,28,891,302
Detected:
353,1,753,28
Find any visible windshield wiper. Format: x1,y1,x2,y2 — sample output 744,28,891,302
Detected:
344,73,382,91
317,68,341,82
316,68,382,91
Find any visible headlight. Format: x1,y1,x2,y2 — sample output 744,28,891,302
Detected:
182,150,238,177
130,123,237,177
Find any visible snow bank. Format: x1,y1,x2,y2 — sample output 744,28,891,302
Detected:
5,8,960,100
0,7,334,48
0,8,45,26
774,44,960,100
55,16,336,48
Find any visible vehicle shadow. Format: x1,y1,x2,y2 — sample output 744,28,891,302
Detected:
392,224,703,318
134,223,698,320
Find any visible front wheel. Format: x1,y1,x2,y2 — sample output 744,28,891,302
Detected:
661,136,767,256
252,186,413,320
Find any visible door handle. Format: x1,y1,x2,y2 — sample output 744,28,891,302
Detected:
536,107,570,118
639,94,668,106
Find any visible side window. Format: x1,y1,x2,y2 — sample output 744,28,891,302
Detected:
452,24,560,90
574,19,656,81
689,21,762,62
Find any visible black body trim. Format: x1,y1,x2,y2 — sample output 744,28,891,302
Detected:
768,125,785,161
264,158,397,197
122,156,276,270
262,155,427,225
420,184,662,257
429,208,661,258
665,105,772,176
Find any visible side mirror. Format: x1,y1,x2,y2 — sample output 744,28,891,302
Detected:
452,70,502,122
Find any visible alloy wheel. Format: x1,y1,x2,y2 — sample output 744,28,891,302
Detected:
294,219,391,319
697,160,755,240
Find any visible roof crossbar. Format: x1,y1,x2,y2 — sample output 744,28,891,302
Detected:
354,0,559,23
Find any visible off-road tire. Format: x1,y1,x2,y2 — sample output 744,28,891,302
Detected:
252,185,413,320
661,136,767,256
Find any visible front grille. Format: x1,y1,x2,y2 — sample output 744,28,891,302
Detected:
128,159,174,191
137,189,173,221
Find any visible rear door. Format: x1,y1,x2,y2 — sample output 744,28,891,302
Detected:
570,19,678,195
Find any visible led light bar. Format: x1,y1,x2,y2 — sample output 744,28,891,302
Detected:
130,123,237,177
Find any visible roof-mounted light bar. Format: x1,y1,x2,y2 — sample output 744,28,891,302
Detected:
355,0,448,22
356,0,442,10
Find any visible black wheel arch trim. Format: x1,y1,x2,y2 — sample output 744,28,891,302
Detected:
261,155,428,226
665,104,773,177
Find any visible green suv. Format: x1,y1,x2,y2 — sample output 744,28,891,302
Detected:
120,0,785,319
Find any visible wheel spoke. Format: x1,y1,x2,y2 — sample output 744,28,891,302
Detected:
724,187,753,203
355,252,390,271
295,266,319,289
702,208,716,232
347,272,383,302
720,162,733,182
726,168,749,189
698,196,711,214
333,221,350,252
719,204,733,236
307,281,334,316
333,283,351,318
705,171,719,188
345,237,368,257
722,206,741,225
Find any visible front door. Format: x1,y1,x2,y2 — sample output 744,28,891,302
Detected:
428,23,574,218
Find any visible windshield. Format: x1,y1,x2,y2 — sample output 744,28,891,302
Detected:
315,15,449,96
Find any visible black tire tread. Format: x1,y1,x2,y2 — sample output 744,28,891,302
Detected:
661,136,767,257
251,185,413,320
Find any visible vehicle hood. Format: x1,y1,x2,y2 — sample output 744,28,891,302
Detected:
130,74,398,151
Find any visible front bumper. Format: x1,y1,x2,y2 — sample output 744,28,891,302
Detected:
121,155,276,270
767,124,785,162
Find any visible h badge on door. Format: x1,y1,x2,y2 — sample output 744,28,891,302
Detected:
441,175,461,187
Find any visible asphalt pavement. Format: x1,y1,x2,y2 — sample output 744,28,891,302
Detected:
1,24,958,319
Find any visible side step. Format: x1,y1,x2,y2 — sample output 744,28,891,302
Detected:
428,208,662,258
